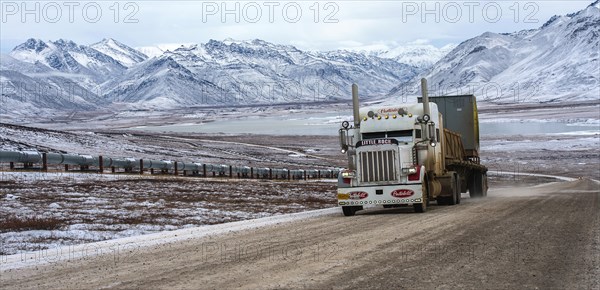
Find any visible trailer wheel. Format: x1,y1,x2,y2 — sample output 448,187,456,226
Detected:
482,173,488,197
469,171,485,198
455,174,462,204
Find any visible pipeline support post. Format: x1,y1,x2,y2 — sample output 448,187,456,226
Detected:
139,159,144,175
42,153,47,172
174,162,178,176
98,155,104,173
203,164,207,177
250,167,254,179
10,162,14,170
65,164,69,172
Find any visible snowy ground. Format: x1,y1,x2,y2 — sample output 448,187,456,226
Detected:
0,171,335,255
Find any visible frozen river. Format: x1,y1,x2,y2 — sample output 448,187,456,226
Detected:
132,113,598,136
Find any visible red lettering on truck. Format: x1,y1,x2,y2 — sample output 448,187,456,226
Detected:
348,191,369,200
391,189,414,198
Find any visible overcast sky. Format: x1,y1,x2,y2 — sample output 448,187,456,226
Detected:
0,1,592,53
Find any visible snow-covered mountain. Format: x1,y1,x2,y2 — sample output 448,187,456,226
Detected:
3,37,421,111
90,38,148,67
0,55,101,115
351,43,456,69
10,39,127,86
141,39,418,105
391,1,600,103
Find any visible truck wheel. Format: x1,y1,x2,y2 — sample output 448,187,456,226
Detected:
342,206,362,216
448,174,458,205
414,201,426,213
469,172,484,198
482,173,488,197
342,206,355,216
437,174,458,205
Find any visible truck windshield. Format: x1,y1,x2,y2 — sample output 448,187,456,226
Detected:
362,130,413,143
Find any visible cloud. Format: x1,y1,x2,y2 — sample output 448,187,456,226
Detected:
0,1,592,53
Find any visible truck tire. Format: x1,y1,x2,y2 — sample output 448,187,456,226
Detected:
456,174,462,204
482,173,488,197
469,171,485,198
437,174,458,205
342,206,362,216
448,174,458,205
415,176,431,213
414,202,426,213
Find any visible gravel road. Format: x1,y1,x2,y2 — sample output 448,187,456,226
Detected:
1,179,598,289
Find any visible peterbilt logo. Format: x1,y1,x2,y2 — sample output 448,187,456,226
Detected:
391,189,414,198
348,191,369,200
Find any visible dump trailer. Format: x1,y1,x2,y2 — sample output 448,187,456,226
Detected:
337,79,488,216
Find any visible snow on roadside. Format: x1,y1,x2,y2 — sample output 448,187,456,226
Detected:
1,172,336,256
0,207,340,271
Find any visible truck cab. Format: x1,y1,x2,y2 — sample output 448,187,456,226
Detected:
338,103,442,215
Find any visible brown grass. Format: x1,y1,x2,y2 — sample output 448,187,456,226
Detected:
1,216,64,232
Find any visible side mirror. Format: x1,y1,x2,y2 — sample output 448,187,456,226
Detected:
428,123,437,146
339,129,349,153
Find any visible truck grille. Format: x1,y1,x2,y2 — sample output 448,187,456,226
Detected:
359,150,397,183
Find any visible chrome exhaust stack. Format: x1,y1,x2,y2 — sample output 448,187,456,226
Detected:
421,78,431,118
352,83,360,128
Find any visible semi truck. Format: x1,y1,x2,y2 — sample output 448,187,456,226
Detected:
337,79,488,216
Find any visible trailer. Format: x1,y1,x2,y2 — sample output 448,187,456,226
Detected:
337,79,488,216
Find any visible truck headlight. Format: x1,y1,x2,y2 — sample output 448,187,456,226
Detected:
341,170,356,178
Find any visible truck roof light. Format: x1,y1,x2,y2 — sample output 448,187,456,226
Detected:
408,113,413,118
363,117,368,121
385,115,389,119
377,116,382,120
392,115,397,119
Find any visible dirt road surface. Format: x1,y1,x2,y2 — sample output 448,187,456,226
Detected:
2,179,598,289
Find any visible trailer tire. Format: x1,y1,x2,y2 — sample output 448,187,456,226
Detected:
456,174,462,204
469,171,485,198
482,173,488,197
